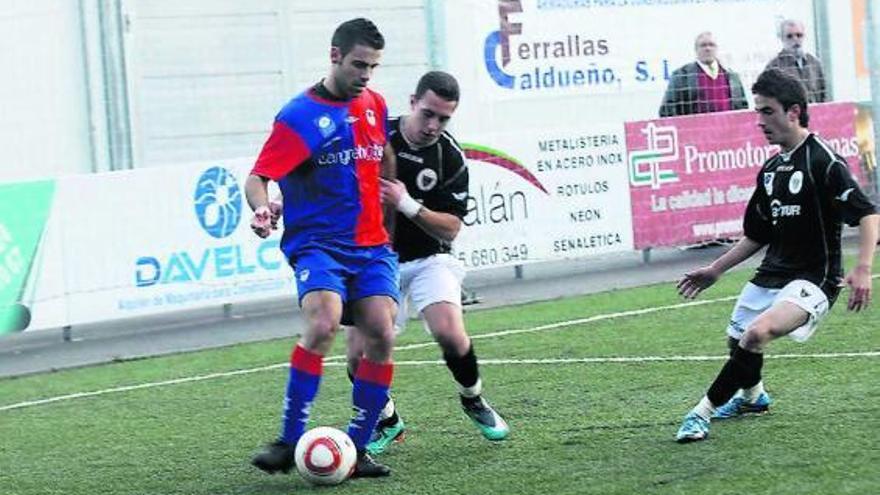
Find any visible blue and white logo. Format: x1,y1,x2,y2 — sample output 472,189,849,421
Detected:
316,114,336,138
194,167,242,238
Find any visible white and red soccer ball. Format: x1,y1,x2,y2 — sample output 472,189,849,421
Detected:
294,427,357,485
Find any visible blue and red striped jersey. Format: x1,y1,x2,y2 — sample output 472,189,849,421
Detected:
252,84,389,259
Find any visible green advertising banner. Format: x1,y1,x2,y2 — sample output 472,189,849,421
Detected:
0,180,56,334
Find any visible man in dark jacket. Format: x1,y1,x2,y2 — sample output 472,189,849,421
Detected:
765,19,826,103
659,32,748,117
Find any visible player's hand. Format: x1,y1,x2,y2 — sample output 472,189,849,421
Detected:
379,177,407,206
250,205,275,238
380,177,422,218
268,200,283,229
677,265,721,299
843,264,872,312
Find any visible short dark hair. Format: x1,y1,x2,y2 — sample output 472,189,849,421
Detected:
331,18,384,57
414,71,460,103
752,68,809,127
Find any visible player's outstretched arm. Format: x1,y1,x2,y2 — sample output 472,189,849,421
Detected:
844,213,879,312
677,237,763,299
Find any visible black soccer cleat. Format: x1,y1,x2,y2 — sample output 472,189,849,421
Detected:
351,450,391,478
251,439,295,474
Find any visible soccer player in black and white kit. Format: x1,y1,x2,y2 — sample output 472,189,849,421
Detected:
347,71,510,454
675,68,879,443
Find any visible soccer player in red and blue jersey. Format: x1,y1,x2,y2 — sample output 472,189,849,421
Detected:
245,18,398,478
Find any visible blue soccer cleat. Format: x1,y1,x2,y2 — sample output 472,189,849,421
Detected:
675,411,710,443
713,392,772,419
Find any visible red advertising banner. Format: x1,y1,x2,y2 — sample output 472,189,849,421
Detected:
625,102,860,249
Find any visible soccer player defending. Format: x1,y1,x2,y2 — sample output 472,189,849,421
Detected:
675,68,878,443
346,71,510,455
246,18,399,476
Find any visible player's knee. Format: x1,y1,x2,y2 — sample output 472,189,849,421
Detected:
431,320,463,347
741,324,771,350
361,329,394,362
308,317,338,342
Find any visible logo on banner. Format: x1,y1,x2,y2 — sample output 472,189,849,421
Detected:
628,123,680,189
194,167,242,239
462,143,548,194
460,143,549,227
483,1,611,92
135,167,282,289
484,1,522,88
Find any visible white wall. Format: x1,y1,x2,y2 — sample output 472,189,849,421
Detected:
123,0,428,168
0,0,92,181
124,0,288,167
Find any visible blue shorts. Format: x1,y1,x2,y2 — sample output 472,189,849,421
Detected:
290,242,399,306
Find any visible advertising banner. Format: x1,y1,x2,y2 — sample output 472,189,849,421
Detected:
1,161,293,333
446,0,812,102
55,161,293,326
0,180,56,334
626,102,861,249
453,124,634,268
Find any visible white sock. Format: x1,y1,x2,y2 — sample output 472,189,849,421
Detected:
693,396,716,420
379,397,395,421
459,378,483,398
742,381,765,402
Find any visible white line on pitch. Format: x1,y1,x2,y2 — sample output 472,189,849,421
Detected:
324,295,740,358
323,351,880,367
0,287,873,413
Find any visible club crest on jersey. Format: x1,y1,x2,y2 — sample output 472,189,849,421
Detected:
763,172,775,196
315,115,336,138
416,168,438,191
788,171,803,194
365,109,377,126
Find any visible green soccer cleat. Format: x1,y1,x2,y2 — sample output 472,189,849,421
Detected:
461,396,509,441
365,416,406,456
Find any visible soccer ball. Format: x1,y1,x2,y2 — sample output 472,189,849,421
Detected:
294,427,357,485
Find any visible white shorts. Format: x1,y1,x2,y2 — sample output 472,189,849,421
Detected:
395,254,466,332
727,280,830,343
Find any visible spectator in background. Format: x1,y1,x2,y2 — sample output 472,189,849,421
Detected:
765,19,827,103
659,32,748,117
